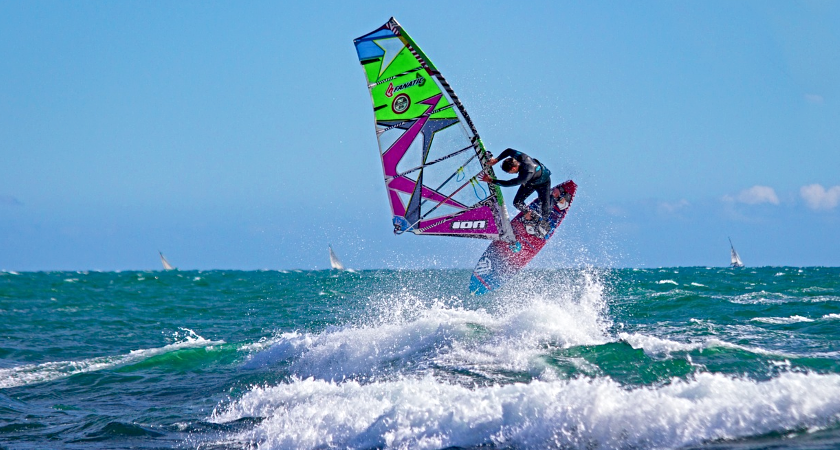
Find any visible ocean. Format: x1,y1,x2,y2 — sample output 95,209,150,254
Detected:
1,267,839,449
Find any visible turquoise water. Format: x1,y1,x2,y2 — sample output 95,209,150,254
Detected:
1,267,839,449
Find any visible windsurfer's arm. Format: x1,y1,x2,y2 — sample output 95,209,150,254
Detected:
487,148,520,167
493,170,529,187
496,148,520,161
481,148,531,187
483,148,526,184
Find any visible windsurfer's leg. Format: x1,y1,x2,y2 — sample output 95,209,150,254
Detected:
512,185,536,215
536,181,552,218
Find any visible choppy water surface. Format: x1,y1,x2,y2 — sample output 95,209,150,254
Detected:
1,267,839,449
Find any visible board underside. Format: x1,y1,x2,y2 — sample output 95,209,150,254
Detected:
469,180,577,295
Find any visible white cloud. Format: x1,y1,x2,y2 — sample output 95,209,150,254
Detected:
658,199,689,213
734,185,779,205
800,184,840,210
804,94,824,104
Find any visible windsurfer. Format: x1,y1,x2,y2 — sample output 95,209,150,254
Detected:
481,148,553,236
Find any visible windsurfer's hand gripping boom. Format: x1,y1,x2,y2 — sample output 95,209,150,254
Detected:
479,156,499,183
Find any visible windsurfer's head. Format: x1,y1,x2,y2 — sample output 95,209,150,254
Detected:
501,158,519,173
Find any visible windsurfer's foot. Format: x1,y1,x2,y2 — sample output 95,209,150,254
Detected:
552,188,570,211
536,219,550,238
522,213,538,224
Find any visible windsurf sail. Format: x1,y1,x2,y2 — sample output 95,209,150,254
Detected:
353,18,514,242
729,237,744,268
329,245,345,271
159,252,175,271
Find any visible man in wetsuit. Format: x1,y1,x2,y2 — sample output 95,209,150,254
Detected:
481,148,553,237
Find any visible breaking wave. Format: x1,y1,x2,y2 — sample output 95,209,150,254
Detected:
212,372,840,450
0,329,222,389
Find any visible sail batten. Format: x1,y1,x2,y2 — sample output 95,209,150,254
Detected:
354,18,514,242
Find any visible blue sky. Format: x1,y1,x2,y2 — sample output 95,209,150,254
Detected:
1,1,838,271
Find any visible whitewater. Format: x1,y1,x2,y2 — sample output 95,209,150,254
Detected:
1,267,839,449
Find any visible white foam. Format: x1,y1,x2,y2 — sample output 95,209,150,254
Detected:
656,280,678,285
0,330,222,389
730,291,793,304
244,271,611,381
244,297,608,380
239,335,280,353
751,315,815,324
731,291,840,305
809,296,840,303
619,332,703,355
690,282,706,287
618,332,787,358
212,372,840,450
804,286,832,293
823,314,840,320
243,307,490,378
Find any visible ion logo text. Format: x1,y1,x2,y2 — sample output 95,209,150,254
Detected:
451,220,487,230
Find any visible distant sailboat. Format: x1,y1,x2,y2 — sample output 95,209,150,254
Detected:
328,245,345,271
159,252,176,271
729,238,744,268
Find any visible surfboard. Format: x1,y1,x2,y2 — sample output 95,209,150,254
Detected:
469,180,577,295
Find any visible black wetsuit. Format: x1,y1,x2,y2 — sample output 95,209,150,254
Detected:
493,148,552,219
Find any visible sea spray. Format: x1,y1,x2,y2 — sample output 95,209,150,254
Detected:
243,268,612,381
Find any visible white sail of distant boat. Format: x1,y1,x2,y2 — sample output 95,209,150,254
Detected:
159,251,176,271
328,245,345,271
729,238,744,268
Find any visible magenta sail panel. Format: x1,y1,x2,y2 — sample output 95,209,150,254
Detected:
414,205,500,238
